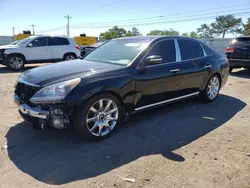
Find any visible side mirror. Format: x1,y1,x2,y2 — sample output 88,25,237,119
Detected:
145,55,162,65
27,43,33,48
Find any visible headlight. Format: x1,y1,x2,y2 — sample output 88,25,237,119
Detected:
30,78,81,104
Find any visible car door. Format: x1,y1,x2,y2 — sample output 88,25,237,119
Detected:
134,39,185,109
23,37,51,61
48,37,70,60
176,39,210,95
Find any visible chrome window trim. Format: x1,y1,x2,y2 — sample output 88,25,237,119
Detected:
134,92,200,111
229,58,250,62
137,38,178,68
200,44,207,56
19,77,40,87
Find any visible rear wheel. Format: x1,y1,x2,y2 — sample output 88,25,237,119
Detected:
200,74,221,102
73,93,123,140
7,55,25,70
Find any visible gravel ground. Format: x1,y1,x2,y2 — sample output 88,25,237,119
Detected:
0,64,249,188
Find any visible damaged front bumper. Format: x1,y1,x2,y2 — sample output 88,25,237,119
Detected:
13,95,49,119
13,95,70,129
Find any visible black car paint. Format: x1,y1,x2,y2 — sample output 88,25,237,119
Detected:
17,36,229,116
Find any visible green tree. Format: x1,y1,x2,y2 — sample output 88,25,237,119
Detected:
131,27,141,36
126,27,141,36
197,24,213,38
126,30,133,36
181,32,189,37
99,26,127,40
242,18,250,36
147,30,163,35
190,31,199,38
210,15,242,38
147,28,179,36
162,28,179,36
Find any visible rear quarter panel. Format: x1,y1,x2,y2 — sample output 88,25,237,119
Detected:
202,52,229,90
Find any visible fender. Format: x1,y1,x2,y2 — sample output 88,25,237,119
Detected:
66,70,137,114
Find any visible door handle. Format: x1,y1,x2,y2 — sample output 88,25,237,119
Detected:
205,64,212,68
170,69,180,73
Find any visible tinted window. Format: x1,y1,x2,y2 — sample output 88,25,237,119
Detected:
147,40,176,64
30,37,47,47
203,45,212,55
178,39,204,60
49,37,70,46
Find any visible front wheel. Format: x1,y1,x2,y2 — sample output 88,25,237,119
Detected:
73,93,123,140
6,55,25,70
200,74,221,102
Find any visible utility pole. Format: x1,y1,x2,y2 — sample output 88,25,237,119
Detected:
64,15,71,36
12,27,15,36
31,24,35,35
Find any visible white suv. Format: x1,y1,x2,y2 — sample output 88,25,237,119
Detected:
0,35,81,70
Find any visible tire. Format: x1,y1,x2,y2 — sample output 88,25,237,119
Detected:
200,74,221,102
73,93,123,140
63,53,77,61
229,67,233,73
6,54,25,70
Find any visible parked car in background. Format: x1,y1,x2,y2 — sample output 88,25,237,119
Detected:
13,36,229,140
0,35,80,70
80,40,109,57
226,36,250,73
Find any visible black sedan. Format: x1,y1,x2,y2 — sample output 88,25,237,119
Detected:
13,36,229,140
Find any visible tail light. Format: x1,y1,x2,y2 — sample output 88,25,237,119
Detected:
225,47,235,53
76,45,80,50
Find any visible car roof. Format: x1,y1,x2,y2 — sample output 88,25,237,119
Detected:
113,35,197,42
32,35,70,38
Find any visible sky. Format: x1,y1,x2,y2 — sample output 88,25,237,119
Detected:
0,0,249,38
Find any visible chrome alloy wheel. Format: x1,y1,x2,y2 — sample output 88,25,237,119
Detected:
207,76,220,100
65,55,75,60
9,57,24,69
86,99,119,137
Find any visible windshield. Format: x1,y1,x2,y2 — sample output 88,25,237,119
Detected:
18,36,36,45
85,39,149,65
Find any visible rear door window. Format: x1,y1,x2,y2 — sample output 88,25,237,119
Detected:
147,39,176,64
49,37,70,46
202,44,212,55
178,39,204,60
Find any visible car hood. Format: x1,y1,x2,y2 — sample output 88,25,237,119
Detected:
19,59,125,86
0,45,19,49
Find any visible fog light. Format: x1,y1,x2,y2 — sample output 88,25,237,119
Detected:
52,118,65,129
49,109,66,129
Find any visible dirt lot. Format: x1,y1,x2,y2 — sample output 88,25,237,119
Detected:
0,64,249,188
